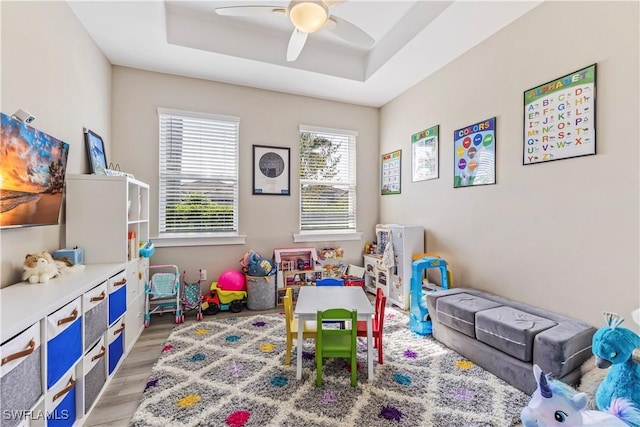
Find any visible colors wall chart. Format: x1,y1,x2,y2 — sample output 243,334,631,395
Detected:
454,117,496,188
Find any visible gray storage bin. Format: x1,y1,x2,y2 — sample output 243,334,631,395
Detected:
84,282,108,351
84,337,107,414
1,323,42,427
246,275,276,310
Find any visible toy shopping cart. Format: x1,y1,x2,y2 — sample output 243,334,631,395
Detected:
144,264,182,327
180,270,204,322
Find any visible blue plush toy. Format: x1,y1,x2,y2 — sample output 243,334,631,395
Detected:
592,311,640,425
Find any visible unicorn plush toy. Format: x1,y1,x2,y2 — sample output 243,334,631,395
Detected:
520,365,640,427
592,312,640,418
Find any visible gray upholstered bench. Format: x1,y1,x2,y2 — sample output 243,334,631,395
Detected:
426,288,596,395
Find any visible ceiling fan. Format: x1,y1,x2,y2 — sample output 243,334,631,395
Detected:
215,1,375,62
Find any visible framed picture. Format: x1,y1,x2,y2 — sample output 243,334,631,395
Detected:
84,129,108,175
381,150,401,195
454,117,496,188
252,145,290,195
411,125,439,182
523,64,596,165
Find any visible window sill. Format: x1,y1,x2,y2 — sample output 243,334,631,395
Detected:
153,234,246,247
293,231,363,243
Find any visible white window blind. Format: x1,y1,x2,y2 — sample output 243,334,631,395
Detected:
158,108,239,235
299,125,357,232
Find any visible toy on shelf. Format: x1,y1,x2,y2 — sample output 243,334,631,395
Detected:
409,256,450,335
139,241,155,258
520,364,640,427
343,264,365,287
202,270,247,315
592,312,640,417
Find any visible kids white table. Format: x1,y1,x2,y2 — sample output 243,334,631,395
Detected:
294,286,375,381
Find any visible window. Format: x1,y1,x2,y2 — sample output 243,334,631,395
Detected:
158,108,239,241
299,125,357,233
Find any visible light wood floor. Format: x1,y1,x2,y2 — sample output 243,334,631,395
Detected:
84,307,281,426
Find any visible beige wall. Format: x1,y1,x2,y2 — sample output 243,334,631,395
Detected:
379,1,640,329
110,67,380,282
0,1,111,287
2,1,637,331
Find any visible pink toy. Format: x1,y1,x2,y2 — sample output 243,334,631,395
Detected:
217,270,246,291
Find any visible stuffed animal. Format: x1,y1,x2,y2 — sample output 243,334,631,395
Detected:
521,364,640,427
22,251,85,284
592,312,640,424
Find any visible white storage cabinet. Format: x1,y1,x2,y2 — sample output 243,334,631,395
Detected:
65,174,150,354
1,264,128,426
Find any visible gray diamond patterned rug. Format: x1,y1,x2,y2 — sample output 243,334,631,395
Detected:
130,308,530,427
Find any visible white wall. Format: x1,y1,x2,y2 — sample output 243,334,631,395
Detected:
110,67,379,282
0,1,111,287
379,1,639,329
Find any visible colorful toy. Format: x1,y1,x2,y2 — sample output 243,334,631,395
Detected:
179,270,204,322
409,256,450,335
592,312,640,418
202,281,246,315
521,364,640,427
217,269,246,292
145,264,182,327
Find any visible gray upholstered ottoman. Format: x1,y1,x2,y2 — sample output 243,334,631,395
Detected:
436,293,502,337
426,287,597,394
475,306,557,362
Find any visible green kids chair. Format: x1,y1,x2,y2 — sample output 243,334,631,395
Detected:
316,308,358,387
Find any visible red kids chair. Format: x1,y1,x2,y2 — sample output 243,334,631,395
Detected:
357,288,386,364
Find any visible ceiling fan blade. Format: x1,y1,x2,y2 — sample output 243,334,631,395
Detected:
325,0,347,6
325,15,374,48
215,5,286,17
287,29,308,62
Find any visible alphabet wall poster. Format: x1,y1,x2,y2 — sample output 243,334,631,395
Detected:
523,64,596,164
454,117,496,188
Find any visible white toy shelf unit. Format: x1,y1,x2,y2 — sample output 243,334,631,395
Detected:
363,224,424,309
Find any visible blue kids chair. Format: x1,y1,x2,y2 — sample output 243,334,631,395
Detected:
316,277,345,286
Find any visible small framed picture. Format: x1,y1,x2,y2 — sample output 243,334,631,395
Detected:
84,129,108,175
252,145,290,195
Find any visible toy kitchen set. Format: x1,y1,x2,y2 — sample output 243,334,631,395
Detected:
363,224,424,309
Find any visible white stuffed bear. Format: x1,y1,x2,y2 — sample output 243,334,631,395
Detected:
23,252,60,283
22,251,85,284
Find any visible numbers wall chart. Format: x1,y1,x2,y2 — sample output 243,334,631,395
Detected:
453,117,496,188
381,150,401,195
523,64,596,165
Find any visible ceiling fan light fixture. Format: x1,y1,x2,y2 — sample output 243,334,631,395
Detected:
289,1,328,33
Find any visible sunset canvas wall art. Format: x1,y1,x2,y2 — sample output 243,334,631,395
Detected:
1,112,70,228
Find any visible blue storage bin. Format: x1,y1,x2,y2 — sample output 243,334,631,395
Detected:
108,321,125,375
46,297,82,389
46,373,77,427
108,271,127,326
